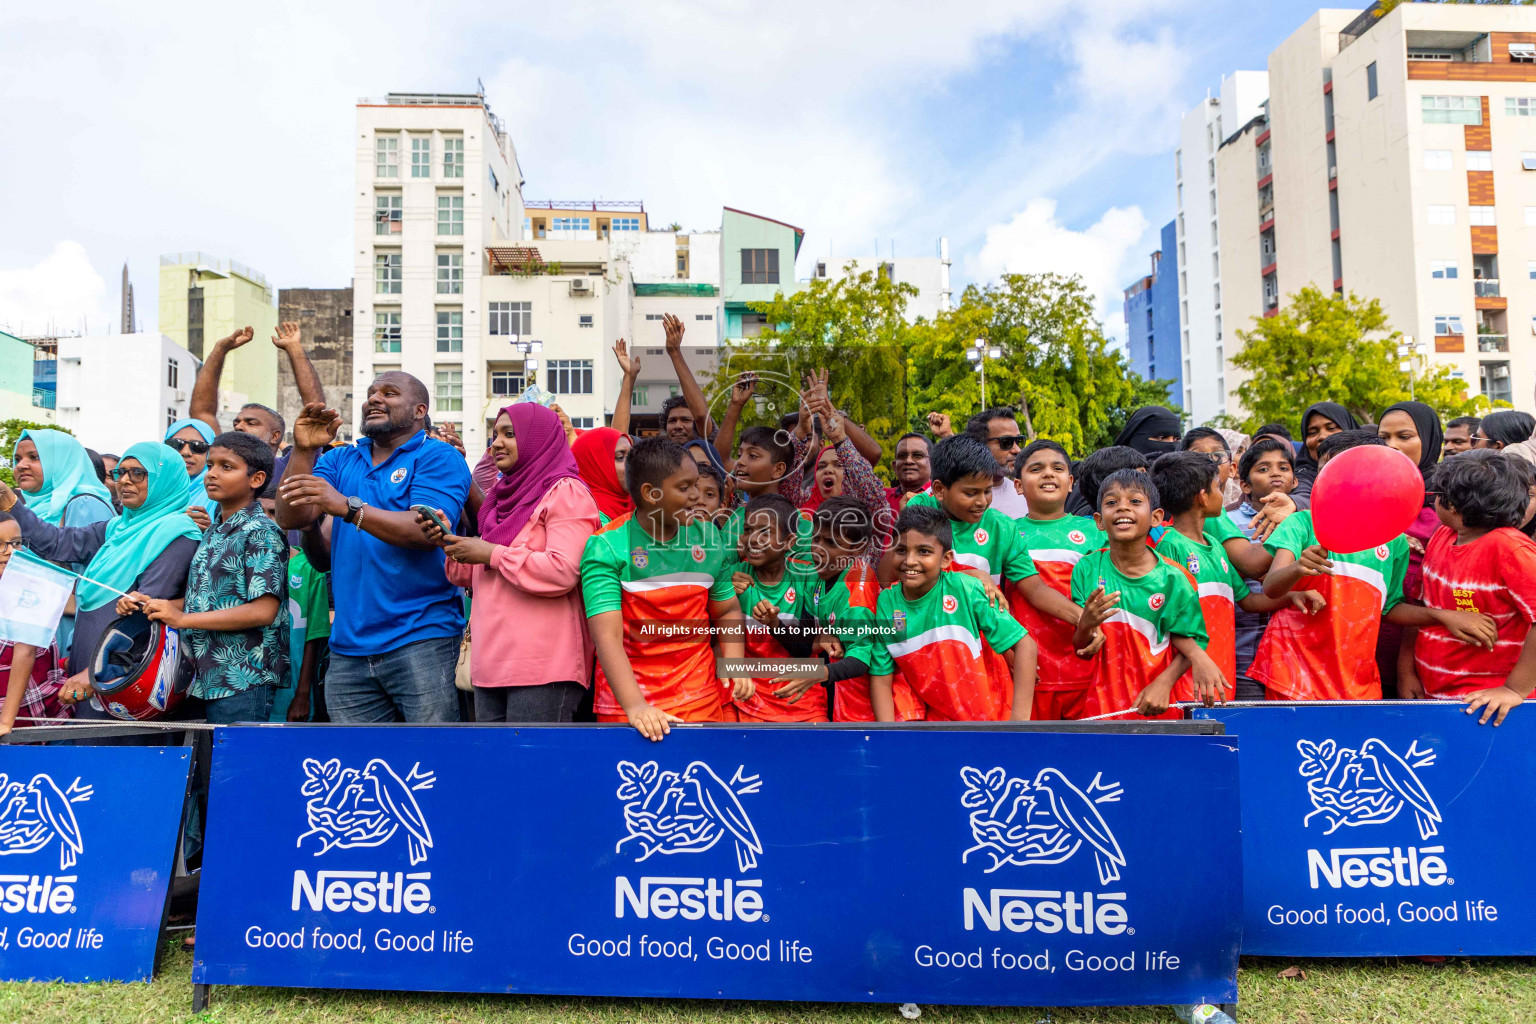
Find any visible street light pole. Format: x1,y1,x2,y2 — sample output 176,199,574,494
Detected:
966,338,1003,410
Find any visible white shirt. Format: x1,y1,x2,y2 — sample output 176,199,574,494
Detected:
990,476,1030,518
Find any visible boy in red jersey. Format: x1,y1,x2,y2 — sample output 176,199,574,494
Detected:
1256,430,1496,702
730,494,825,722
1150,451,1317,705
1011,440,1106,719
581,438,752,740
1071,469,1223,718
869,506,1037,721
1400,450,1536,725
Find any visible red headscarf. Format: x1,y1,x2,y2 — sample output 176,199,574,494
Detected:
800,444,838,514
571,427,633,522
479,404,582,546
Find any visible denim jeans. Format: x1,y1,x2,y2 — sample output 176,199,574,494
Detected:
202,685,275,725
473,681,585,723
325,635,462,724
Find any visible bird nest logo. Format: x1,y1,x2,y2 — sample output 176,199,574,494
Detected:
297,758,435,866
1298,738,1441,840
960,766,1126,885
616,761,763,873
0,774,91,871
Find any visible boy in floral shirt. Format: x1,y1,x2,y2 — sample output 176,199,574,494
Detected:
128,432,289,722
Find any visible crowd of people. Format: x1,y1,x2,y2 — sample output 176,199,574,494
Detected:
2,314,1534,742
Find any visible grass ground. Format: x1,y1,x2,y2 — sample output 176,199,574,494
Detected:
4,946,1535,1024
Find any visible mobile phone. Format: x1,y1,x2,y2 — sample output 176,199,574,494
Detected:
410,504,454,536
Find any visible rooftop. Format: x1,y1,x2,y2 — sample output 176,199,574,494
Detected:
159,252,269,290
525,200,645,212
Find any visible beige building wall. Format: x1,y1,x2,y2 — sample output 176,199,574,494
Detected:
158,254,278,410
1215,119,1266,417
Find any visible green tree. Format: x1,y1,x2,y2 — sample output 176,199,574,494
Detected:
711,268,915,462
0,419,71,487
905,273,1178,456
1228,286,1486,433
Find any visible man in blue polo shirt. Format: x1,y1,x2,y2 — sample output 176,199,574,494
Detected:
276,371,470,723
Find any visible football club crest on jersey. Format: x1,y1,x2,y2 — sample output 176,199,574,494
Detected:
892,609,906,635
942,594,959,614
631,547,649,570
1375,545,1390,561
785,587,796,604
390,468,408,484
1148,593,1166,611
973,528,989,546
691,544,705,562
1186,554,1201,575
1068,529,1087,545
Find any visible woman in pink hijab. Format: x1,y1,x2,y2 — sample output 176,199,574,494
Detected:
418,404,600,721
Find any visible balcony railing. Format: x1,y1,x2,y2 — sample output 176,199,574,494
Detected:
31,387,55,410
1477,333,1509,353
1474,278,1501,297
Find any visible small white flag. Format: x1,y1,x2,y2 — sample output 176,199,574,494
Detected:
0,548,77,648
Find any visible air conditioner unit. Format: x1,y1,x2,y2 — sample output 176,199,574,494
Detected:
173,389,188,402
569,278,592,295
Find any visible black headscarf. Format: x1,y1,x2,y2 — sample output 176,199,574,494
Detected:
1380,401,1442,507
1292,402,1360,497
1113,406,1182,457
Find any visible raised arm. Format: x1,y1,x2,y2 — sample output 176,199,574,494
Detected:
275,402,341,531
711,373,755,465
189,326,254,433
274,321,325,408
662,313,713,437
610,339,640,437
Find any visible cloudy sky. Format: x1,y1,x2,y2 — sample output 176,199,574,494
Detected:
0,0,1324,343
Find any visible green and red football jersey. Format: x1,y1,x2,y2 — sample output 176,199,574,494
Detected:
1010,514,1105,693
1154,526,1250,701
581,512,737,718
866,572,1027,721
733,563,826,722
815,562,924,722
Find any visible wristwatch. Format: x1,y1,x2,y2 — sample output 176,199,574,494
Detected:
343,495,365,524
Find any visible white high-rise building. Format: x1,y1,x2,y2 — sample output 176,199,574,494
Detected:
54,333,201,452
1175,71,1268,423
353,92,523,452
807,238,954,322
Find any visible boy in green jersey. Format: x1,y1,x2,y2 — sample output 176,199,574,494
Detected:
730,494,824,722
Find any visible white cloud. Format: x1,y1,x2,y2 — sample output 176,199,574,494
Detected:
0,241,112,337
972,198,1151,338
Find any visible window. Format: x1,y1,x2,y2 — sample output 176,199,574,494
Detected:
1528,261,1536,280
436,310,463,353
1435,315,1466,335
1510,97,1536,117
631,384,649,406
571,418,595,430
1209,189,1218,215
375,193,403,235
547,359,593,394
434,368,463,412
1481,361,1513,404
551,217,591,231
1424,149,1452,171
1212,252,1220,276
1467,150,1493,171
1512,42,1536,63
437,251,463,294
166,358,179,389
611,217,640,232
1428,205,1456,225
374,251,402,294
741,248,780,284
490,370,525,397
1430,260,1459,279
489,301,531,337
578,314,594,328
696,313,714,321
489,167,499,193
1470,205,1496,226
677,255,687,273
443,136,464,178
437,194,464,235
166,408,177,430
375,135,398,177
374,310,401,353
1422,95,1481,124
1367,61,1378,101
1524,152,1536,171
1213,283,1221,309
1175,149,1182,178
411,136,432,178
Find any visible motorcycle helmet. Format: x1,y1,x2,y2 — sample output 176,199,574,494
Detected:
87,611,193,720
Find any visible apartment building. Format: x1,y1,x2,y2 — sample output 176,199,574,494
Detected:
809,238,954,322
1191,3,1536,419
524,201,648,241
1121,220,1182,402
54,334,200,452
353,91,523,452
158,251,278,409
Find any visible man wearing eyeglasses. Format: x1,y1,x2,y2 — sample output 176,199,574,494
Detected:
964,406,1031,518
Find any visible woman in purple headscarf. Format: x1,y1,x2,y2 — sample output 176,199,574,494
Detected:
418,404,600,722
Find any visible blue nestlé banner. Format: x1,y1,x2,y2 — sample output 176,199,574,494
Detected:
1192,702,1536,956
194,725,1240,1007
0,745,190,982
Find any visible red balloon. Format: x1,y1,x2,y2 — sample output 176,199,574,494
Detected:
1311,444,1425,553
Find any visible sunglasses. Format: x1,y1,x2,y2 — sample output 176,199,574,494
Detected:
990,435,1027,450
112,466,149,483
165,438,210,455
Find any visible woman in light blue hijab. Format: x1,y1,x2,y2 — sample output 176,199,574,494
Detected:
164,417,220,515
